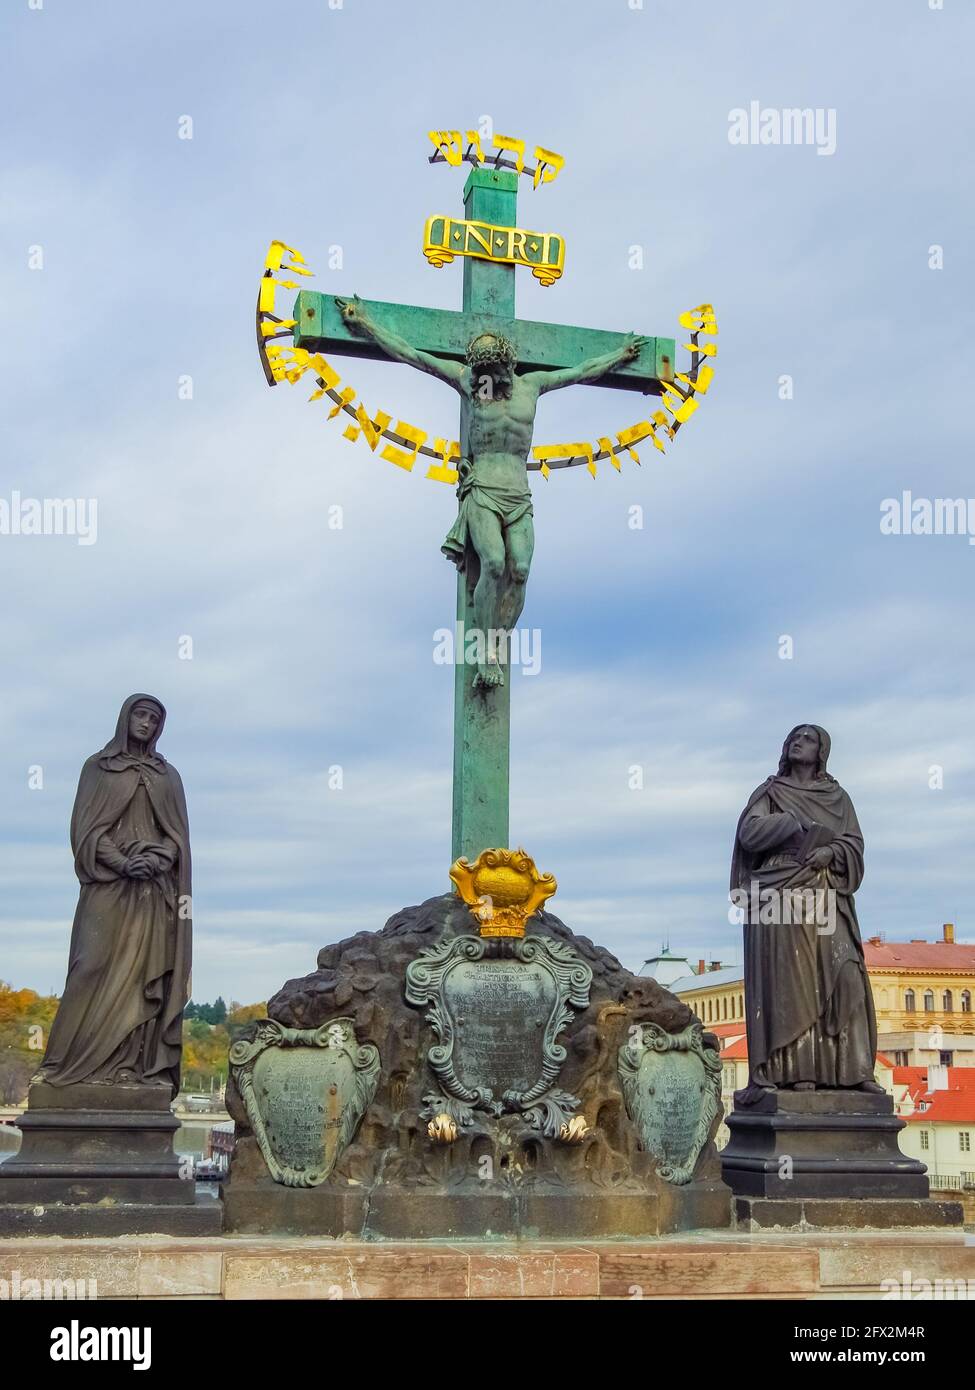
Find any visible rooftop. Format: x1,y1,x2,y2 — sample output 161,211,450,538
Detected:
893,1066,975,1123
864,940,975,972
670,966,744,993
703,1022,748,1039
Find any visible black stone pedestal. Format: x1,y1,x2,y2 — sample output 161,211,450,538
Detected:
720,1088,963,1229
0,1081,223,1236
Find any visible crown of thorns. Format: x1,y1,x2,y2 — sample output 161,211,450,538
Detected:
466,333,516,367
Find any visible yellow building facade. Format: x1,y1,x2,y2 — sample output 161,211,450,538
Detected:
863,926,974,1036
668,925,975,1038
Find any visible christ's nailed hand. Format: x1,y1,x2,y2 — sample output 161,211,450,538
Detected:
336,295,365,329
623,333,647,361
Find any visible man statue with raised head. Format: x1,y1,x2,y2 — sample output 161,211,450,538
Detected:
337,296,644,689
730,724,883,1104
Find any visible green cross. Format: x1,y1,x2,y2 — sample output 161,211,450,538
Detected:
289,167,675,864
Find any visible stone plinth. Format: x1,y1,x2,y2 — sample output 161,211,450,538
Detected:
720,1088,961,1228
1,1229,973,1299
0,1081,222,1236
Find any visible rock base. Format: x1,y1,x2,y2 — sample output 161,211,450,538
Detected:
222,892,733,1239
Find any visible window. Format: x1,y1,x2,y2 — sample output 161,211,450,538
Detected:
904,989,916,1012
920,1131,929,1151
940,1051,954,1067
722,997,728,1019
706,999,712,1022
895,1051,909,1066
923,990,934,1012
962,991,972,1013
738,994,743,1017
943,990,953,1012
960,1133,971,1153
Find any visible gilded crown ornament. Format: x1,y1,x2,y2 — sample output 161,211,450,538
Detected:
449,847,557,938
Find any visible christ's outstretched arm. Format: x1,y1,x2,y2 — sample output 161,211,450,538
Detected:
522,334,647,395
336,296,466,390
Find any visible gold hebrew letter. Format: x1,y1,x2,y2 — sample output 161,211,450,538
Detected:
492,133,525,172
428,130,464,165
306,356,342,400
532,442,595,476
345,403,393,451
425,438,460,484
596,436,621,472
328,386,357,420
615,423,654,464
381,420,428,472
532,147,565,189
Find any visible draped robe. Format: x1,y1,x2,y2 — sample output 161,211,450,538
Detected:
37,695,192,1098
730,756,876,1089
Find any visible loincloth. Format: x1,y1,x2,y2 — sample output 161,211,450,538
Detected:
441,473,533,574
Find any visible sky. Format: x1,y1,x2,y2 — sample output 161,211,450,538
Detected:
1,0,972,1005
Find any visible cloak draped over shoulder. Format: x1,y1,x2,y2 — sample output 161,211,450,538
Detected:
38,694,192,1097
730,725,877,1089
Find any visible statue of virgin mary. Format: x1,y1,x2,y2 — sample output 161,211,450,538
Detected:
36,694,192,1098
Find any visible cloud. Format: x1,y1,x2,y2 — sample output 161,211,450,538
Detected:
2,0,972,1002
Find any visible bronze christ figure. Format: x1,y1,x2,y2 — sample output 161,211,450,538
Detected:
338,295,643,689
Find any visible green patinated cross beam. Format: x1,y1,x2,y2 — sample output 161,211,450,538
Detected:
294,294,675,398
289,167,675,863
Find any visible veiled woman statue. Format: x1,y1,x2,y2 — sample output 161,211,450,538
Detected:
36,694,192,1097
730,724,882,1102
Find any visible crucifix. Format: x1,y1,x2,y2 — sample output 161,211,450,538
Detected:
274,156,680,865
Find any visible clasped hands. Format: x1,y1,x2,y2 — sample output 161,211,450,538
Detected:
125,854,156,880
123,846,173,881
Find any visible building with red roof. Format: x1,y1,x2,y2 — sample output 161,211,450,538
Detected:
863,923,975,1036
